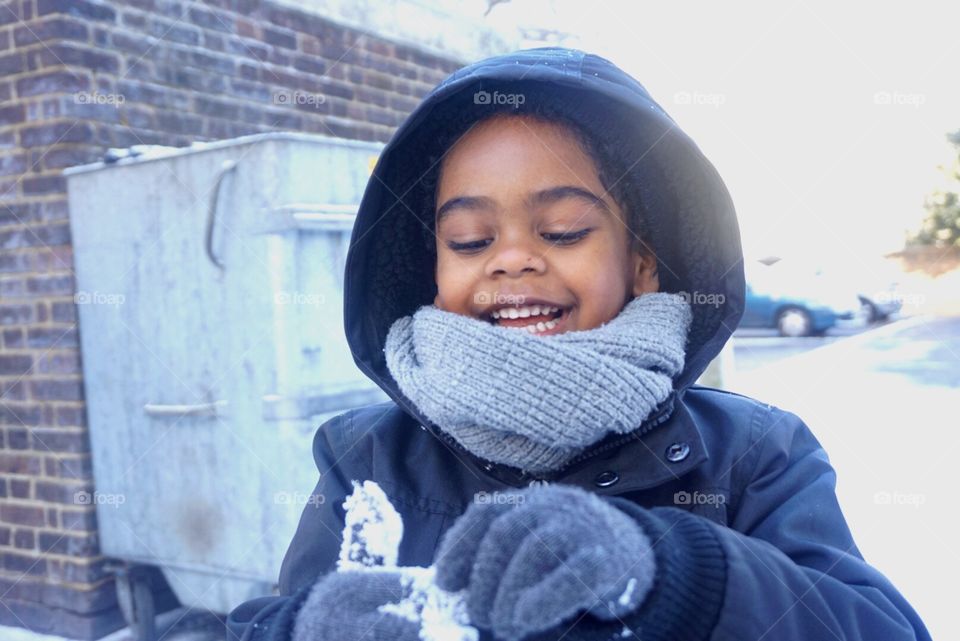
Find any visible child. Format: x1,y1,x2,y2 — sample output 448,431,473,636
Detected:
227,47,931,641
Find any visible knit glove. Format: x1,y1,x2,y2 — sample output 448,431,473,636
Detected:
434,484,656,641
291,570,420,641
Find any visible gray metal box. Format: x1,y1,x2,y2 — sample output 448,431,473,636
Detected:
65,133,386,614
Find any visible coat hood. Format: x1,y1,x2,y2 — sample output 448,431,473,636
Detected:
344,47,744,434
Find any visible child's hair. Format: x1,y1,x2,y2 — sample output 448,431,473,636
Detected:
416,100,656,260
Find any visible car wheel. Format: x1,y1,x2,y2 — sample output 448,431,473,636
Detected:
776,307,813,337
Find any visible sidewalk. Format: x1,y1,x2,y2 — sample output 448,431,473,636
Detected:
0,608,225,641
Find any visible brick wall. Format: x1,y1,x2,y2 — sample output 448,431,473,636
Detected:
0,0,464,637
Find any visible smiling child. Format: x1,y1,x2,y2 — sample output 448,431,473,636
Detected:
228,47,932,641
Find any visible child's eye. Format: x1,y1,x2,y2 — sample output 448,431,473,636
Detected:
445,228,593,253
446,238,492,253
541,228,593,245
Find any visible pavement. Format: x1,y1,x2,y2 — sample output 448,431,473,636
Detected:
731,318,874,372
0,608,226,641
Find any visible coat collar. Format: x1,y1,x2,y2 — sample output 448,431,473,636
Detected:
552,399,709,495
442,391,710,495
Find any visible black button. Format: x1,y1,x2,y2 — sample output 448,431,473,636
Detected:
594,471,620,487
482,462,494,472
665,442,690,462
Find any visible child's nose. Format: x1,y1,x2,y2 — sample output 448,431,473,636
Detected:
485,240,547,278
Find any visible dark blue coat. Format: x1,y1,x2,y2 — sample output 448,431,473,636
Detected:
227,47,931,641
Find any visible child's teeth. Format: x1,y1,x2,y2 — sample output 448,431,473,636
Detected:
490,305,563,328
503,316,561,333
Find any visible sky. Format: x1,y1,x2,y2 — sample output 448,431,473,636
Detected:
480,0,960,269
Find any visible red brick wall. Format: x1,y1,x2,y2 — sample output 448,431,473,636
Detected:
0,0,462,637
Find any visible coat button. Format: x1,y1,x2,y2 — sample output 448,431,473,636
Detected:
482,462,494,472
594,471,620,487
665,442,690,462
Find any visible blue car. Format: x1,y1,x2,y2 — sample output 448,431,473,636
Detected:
741,262,862,337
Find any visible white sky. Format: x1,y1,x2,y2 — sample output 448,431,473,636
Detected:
481,0,960,266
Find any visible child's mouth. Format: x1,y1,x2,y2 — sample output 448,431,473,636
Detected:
486,305,569,336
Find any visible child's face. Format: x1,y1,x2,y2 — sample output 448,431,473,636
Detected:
432,115,659,335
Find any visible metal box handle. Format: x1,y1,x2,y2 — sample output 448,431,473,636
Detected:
205,160,239,270
143,400,227,418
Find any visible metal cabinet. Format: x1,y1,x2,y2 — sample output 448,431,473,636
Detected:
65,133,386,620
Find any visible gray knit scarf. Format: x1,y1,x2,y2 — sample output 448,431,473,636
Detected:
383,293,692,474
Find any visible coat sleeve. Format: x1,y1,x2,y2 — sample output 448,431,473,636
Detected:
560,405,932,641
226,411,353,641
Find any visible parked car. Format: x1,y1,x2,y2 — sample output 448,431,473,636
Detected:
741,260,863,337
762,255,904,324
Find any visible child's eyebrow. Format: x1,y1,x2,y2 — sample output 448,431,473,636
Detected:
436,186,610,222
528,185,611,213
436,195,496,222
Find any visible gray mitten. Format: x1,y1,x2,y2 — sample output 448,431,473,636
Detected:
291,570,420,641
434,484,656,641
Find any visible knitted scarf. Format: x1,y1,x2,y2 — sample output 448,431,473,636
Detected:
383,293,692,474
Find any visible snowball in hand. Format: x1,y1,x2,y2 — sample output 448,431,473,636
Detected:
338,480,404,570
336,480,478,641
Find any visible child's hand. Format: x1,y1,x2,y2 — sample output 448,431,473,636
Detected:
434,484,656,641
291,570,420,641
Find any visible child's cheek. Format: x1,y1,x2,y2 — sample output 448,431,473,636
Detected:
432,284,468,316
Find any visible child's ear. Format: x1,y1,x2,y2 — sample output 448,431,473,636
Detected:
631,250,660,296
